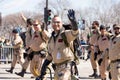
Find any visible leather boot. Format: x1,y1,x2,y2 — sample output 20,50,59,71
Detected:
89,69,100,78
89,72,95,77
15,69,26,77
6,67,14,73
94,69,100,78
94,74,100,78
89,69,97,77
109,72,112,80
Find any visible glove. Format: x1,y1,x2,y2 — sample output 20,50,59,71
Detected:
97,50,101,55
35,77,40,80
35,75,43,80
94,52,98,60
25,47,30,52
52,63,56,71
98,58,103,66
28,52,34,60
106,48,109,51
23,52,28,59
36,59,51,80
67,9,78,30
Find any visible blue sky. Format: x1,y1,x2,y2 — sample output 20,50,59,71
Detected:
0,0,120,16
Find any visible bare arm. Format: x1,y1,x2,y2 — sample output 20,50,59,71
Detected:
20,12,27,22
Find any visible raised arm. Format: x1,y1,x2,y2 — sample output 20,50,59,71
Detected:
20,12,27,22
67,9,78,31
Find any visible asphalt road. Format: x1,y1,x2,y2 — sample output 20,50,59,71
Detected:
0,59,107,80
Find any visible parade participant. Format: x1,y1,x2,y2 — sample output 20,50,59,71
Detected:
29,19,49,77
15,14,34,77
109,24,120,80
89,21,100,78
96,25,112,80
35,9,79,80
6,29,24,73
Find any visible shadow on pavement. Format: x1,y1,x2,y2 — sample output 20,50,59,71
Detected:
0,72,9,74
0,77,21,79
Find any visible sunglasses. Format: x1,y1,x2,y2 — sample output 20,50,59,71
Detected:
114,27,119,30
92,23,95,25
52,21,61,24
33,24,39,26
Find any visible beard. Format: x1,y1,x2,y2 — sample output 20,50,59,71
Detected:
115,32,120,35
92,26,96,29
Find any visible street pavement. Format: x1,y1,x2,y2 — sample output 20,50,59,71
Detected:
0,59,108,80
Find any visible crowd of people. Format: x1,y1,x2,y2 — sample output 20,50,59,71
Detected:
0,9,119,80
87,21,120,80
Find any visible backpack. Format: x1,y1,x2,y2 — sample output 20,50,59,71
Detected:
49,31,79,64
49,31,79,76
61,32,79,64
39,31,47,43
29,28,32,37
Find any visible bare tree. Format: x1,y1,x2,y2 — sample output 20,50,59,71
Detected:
38,0,71,20
1,11,43,38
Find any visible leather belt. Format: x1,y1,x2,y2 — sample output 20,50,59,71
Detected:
55,60,71,68
33,49,46,58
111,59,120,63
